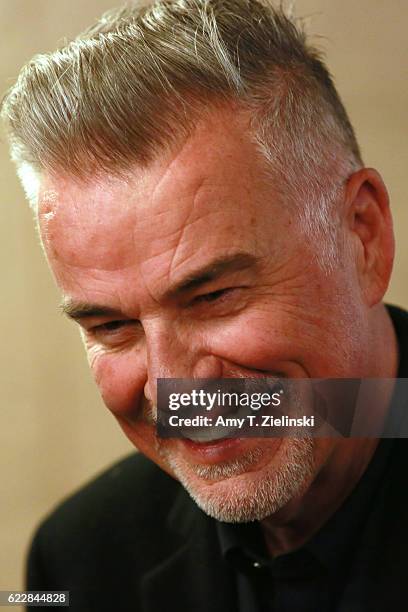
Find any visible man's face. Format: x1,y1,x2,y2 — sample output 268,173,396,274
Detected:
38,111,368,522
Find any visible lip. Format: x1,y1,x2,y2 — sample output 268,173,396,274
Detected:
178,436,246,463
177,436,282,465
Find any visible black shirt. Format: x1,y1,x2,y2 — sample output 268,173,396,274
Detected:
217,305,408,612
217,438,394,611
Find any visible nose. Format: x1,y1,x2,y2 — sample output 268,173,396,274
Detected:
143,322,223,403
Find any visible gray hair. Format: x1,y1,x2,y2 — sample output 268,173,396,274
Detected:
1,0,362,264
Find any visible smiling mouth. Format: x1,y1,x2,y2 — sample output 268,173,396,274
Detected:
140,378,290,444
174,379,286,443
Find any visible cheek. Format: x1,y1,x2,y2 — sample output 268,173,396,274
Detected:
89,349,171,470
90,350,147,419
205,310,301,369
204,306,344,375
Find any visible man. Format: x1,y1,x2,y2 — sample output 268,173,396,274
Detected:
1,0,406,609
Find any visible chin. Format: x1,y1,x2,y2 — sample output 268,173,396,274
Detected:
158,437,315,523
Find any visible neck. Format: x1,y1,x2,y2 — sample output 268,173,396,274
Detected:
261,437,380,557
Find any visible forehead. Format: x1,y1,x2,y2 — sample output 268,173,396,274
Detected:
38,111,279,293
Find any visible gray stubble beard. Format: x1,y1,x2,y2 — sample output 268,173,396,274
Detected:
158,436,315,523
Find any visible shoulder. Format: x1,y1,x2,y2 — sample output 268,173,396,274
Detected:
387,303,408,328
386,304,408,376
27,453,186,588
39,452,178,535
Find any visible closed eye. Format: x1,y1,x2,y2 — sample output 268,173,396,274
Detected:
192,288,235,304
93,320,129,333
89,320,142,340
87,319,142,348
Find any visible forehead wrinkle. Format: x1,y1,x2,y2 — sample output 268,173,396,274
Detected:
138,205,230,302
143,110,253,216
145,132,200,212
166,176,207,286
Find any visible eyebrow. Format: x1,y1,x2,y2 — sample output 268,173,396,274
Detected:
60,302,125,321
61,251,258,321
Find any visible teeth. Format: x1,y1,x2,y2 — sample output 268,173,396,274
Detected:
181,407,248,443
182,427,240,443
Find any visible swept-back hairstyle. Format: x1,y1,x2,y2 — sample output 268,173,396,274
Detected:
1,0,362,260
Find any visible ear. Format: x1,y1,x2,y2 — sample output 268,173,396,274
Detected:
345,168,395,306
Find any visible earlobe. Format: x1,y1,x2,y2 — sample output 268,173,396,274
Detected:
346,168,395,307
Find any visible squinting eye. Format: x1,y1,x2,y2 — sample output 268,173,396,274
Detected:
86,319,142,349
93,320,128,333
193,288,233,304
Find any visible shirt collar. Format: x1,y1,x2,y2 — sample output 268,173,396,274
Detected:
217,437,393,577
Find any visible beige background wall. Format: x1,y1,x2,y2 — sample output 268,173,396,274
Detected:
0,0,406,597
